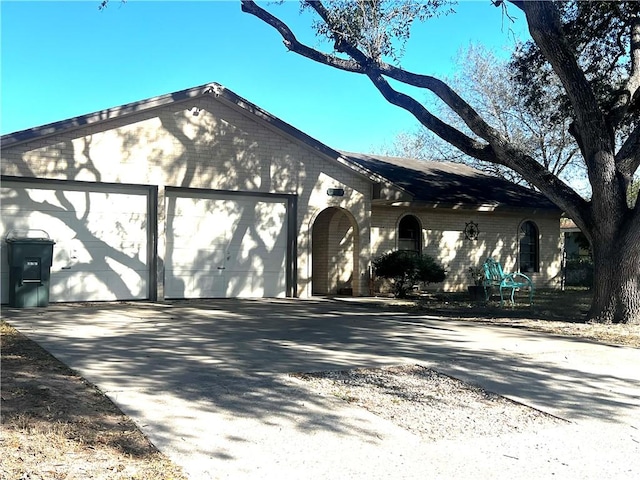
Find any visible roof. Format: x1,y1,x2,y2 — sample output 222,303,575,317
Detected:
561,218,582,231
1,82,384,186
1,82,559,213
0,83,340,161
342,152,560,211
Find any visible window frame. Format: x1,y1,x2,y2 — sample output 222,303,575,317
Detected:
519,220,540,273
397,214,422,254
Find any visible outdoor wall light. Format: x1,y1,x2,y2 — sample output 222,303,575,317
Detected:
190,106,202,116
327,188,345,197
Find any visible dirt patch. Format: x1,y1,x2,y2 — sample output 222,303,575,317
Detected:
464,317,640,347
291,365,566,442
0,321,188,480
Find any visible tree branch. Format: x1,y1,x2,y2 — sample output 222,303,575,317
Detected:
616,123,640,176
386,65,542,152
517,1,615,161
305,2,513,148
363,69,590,220
608,11,640,128
363,71,496,161
242,0,494,160
240,1,364,73
241,0,590,222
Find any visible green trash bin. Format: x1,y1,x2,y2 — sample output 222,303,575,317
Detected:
6,230,56,308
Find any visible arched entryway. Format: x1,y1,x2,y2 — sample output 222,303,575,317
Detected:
311,207,359,295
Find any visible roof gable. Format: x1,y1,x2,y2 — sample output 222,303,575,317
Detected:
1,82,380,185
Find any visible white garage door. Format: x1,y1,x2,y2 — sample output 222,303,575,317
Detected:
165,191,289,298
1,181,150,303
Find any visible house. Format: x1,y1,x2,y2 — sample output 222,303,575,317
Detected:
561,217,590,260
0,83,562,303
559,217,592,288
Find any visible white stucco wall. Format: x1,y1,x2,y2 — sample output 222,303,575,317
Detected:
1,95,373,299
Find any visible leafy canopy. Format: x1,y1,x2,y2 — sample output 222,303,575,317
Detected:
305,0,454,63
511,1,640,130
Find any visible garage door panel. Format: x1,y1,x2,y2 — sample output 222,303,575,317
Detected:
226,275,262,297
164,274,189,299
165,270,225,299
0,210,79,244
225,245,287,272
165,192,289,299
50,239,147,273
226,272,286,298
168,218,234,244
166,245,226,270
189,273,226,298
49,269,147,302
253,203,287,247
262,272,287,297
170,198,240,238
1,182,149,303
264,246,288,271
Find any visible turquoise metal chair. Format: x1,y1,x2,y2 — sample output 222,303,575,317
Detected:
482,258,534,306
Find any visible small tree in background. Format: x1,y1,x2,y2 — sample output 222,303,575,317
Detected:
373,251,446,298
382,44,587,194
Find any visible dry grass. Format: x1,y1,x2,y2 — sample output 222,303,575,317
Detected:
0,321,188,480
397,287,640,348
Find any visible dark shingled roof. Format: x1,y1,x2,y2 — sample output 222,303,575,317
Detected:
342,152,560,211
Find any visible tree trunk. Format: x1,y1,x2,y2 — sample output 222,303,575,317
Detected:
588,234,640,324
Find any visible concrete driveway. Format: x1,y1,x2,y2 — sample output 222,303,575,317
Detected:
4,298,640,479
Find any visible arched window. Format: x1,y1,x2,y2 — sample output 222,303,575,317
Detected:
519,221,539,273
398,215,421,253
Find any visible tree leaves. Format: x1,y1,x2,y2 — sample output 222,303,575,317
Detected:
373,251,446,298
510,1,639,131
303,0,455,64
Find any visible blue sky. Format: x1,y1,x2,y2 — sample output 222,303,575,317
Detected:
1,0,529,153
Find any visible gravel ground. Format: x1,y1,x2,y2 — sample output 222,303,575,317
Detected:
290,364,567,442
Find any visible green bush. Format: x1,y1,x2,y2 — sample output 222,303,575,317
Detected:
373,251,446,298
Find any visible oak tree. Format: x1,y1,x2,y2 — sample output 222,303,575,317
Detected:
242,0,640,324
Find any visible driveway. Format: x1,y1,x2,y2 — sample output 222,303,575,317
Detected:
4,298,640,479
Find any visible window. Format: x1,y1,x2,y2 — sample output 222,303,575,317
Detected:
398,215,421,253
519,221,539,273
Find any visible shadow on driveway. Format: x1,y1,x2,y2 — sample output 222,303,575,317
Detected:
5,298,640,466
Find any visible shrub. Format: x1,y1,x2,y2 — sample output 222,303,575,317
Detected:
416,255,447,284
373,251,446,298
468,266,485,286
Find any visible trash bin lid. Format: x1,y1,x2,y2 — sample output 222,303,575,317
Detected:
5,229,55,243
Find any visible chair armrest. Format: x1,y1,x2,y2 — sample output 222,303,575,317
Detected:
504,272,533,287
